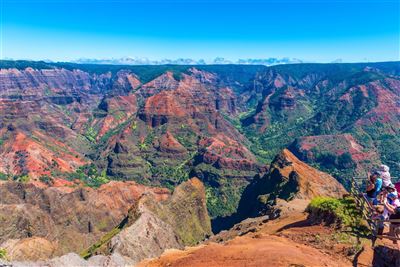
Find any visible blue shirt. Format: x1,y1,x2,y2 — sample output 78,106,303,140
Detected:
373,178,383,198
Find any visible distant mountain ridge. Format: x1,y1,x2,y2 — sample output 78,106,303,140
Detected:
5,57,305,66
0,60,399,220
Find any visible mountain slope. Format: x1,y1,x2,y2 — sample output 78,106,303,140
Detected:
212,149,346,232
0,60,399,219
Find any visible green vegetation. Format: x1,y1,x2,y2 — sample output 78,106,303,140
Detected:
150,153,196,190
138,142,148,150
0,248,7,260
307,196,369,234
66,164,110,188
0,172,8,181
131,121,137,130
2,59,399,221
98,119,132,145
85,127,97,143
194,163,252,218
152,164,189,190
39,175,54,186
80,207,140,259
175,128,197,149
144,131,155,146
205,185,245,218
80,227,121,259
13,174,30,183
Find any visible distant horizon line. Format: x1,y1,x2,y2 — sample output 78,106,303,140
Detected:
2,56,399,67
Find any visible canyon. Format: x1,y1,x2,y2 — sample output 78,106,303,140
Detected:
0,60,399,266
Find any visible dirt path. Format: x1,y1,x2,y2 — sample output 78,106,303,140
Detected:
138,212,353,267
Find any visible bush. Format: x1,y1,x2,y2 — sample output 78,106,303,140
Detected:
0,248,7,260
13,174,30,183
66,164,110,188
39,175,54,185
0,172,8,181
307,196,368,234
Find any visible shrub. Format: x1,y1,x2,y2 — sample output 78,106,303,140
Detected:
307,196,368,234
0,248,7,260
0,172,8,181
13,174,30,183
39,175,54,185
85,127,97,142
66,165,110,188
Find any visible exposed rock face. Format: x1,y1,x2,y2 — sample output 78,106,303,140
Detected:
109,210,182,264
140,177,212,245
0,237,56,261
157,131,187,154
1,61,399,220
0,181,170,256
0,252,131,267
212,149,346,233
289,134,381,182
0,63,264,218
0,131,86,180
240,64,400,180
0,178,210,265
80,178,211,265
240,149,346,217
198,134,257,171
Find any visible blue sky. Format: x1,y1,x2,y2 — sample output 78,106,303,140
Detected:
1,0,399,62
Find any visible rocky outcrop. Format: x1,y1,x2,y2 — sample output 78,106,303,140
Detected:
198,134,257,171
0,131,87,179
108,210,182,264
0,252,130,267
157,131,187,154
0,181,170,257
0,237,56,261
141,177,212,245
212,149,346,232
1,62,398,183
241,149,346,217
80,178,211,265
0,176,205,266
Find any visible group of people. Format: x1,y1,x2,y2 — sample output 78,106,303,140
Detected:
365,164,400,250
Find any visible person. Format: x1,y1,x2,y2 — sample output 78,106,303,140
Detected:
388,206,400,250
366,172,383,204
378,192,400,237
395,181,400,198
383,192,400,219
378,164,392,187
386,184,398,200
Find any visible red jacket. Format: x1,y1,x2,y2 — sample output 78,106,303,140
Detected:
396,182,400,198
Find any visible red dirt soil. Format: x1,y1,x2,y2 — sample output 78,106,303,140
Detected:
138,213,353,267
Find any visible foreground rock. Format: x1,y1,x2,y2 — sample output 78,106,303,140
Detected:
240,149,346,216
139,213,353,267
81,177,211,265
0,178,211,265
0,252,128,267
0,181,170,259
